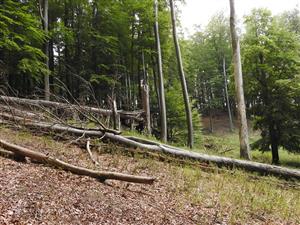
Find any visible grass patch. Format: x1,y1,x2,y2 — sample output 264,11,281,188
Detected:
0,126,299,224
174,165,300,224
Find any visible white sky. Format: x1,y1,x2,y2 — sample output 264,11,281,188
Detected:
181,0,300,36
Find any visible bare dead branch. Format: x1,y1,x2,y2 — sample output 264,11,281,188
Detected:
0,139,155,184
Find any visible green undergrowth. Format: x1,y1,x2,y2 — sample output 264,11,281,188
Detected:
124,129,300,169
174,165,300,224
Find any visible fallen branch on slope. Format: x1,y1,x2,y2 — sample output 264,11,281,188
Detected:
0,139,155,184
86,138,99,166
0,95,144,122
1,113,300,180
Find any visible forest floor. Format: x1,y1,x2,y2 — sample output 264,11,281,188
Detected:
0,126,300,225
200,114,300,169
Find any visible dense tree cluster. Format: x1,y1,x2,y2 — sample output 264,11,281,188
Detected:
186,8,300,163
0,0,199,146
1,0,300,163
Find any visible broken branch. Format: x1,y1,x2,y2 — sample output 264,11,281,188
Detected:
0,139,155,184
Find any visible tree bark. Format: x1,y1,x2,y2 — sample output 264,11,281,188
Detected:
154,0,167,143
223,57,234,132
169,0,194,148
141,81,151,134
0,95,143,122
141,51,151,134
229,0,251,160
270,124,280,165
2,114,299,180
0,139,155,184
42,0,50,100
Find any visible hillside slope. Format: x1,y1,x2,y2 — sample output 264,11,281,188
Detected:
0,128,299,225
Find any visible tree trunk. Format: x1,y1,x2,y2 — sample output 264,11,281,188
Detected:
111,96,120,131
1,114,299,180
141,51,151,134
207,82,214,133
270,124,280,165
223,57,234,132
0,139,155,184
0,95,143,122
154,0,167,143
43,0,50,100
169,0,194,148
229,0,251,160
141,81,151,134
151,55,161,112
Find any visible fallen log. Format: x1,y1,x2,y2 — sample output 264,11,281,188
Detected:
0,105,42,119
0,139,155,184
0,95,144,121
1,114,300,180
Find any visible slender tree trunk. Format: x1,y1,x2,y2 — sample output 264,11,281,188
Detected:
207,83,214,133
42,0,50,100
154,0,167,143
223,57,234,132
169,0,194,148
151,55,161,112
141,51,151,134
229,0,251,160
269,124,280,165
130,21,135,110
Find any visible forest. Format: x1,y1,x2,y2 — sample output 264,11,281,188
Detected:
0,0,300,224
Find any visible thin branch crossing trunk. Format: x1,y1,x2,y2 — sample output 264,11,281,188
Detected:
229,0,251,160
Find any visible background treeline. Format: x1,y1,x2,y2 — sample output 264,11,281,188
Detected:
1,0,201,145
188,8,300,163
1,0,300,163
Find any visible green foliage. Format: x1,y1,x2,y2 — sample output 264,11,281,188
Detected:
242,9,300,159
186,12,232,114
165,81,202,145
0,0,47,82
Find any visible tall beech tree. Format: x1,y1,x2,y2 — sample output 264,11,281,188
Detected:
169,0,194,148
229,0,251,160
243,9,300,164
154,0,167,143
39,0,50,100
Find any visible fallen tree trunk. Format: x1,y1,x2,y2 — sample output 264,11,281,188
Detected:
1,114,300,180
0,139,155,184
0,95,144,122
0,105,43,120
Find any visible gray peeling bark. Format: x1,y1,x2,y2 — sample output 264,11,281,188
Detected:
169,0,194,148
229,0,251,160
154,0,167,143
